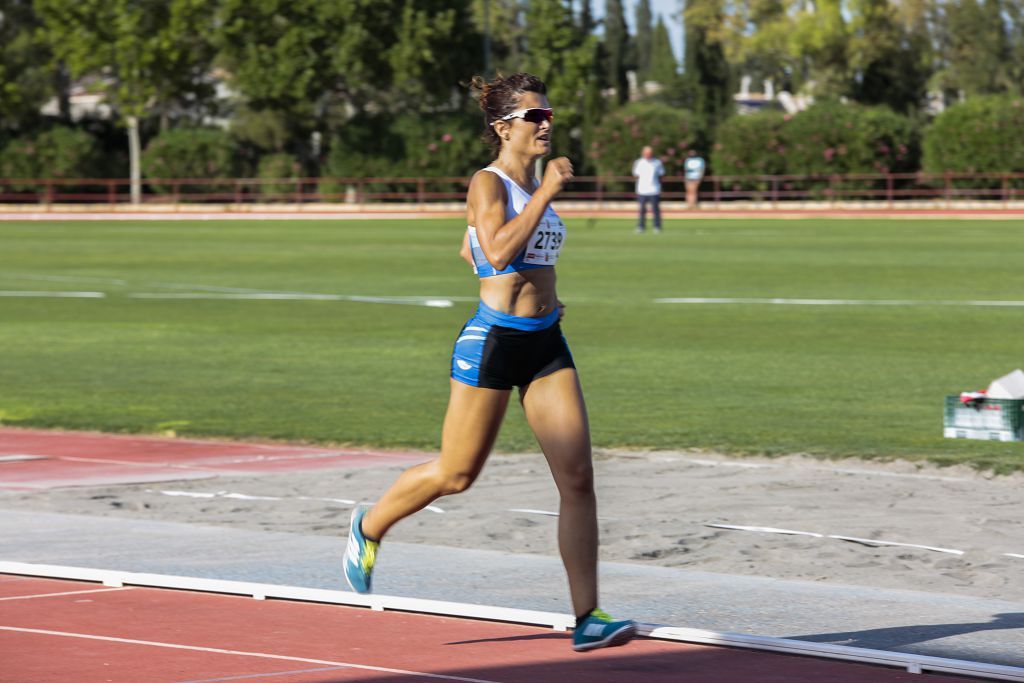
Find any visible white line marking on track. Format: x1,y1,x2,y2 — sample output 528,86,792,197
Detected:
655,297,1024,307
54,455,225,472
0,587,129,602
508,508,560,517
706,524,824,538
0,626,500,683
674,456,977,483
176,665,354,683
0,455,49,462
0,290,105,298
145,490,444,512
827,535,965,555
706,524,968,555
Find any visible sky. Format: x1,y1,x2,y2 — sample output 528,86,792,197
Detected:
592,0,685,67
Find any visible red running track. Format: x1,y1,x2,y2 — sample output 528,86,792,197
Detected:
0,575,971,683
0,428,428,491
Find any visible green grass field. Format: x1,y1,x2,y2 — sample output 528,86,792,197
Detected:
1,217,1022,471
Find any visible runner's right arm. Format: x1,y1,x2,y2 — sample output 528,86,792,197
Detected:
468,158,573,271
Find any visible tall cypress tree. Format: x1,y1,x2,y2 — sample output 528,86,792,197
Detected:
634,0,653,83
683,0,732,132
648,15,678,85
580,0,595,33
604,0,630,103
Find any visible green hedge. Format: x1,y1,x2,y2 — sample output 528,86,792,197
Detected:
587,103,702,181
142,128,244,195
0,127,106,192
711,103,918,196
923,95,1024,175
322,112,487,201
256,153,302,200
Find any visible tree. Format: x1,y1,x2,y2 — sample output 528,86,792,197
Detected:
36,0,217,202
580,0,596,33
720,0,795,89
648,16,679,85
847,0,931,112
216,0,480,164
932,0,1010,98
0,0,54,138
524,0,601,163
684,0,732,132
789,0,849,98
604,0,630,104
635,0,654,83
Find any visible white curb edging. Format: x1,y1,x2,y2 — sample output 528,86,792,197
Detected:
1,560,1021,681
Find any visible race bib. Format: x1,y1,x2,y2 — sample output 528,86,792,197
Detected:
523,216,566,265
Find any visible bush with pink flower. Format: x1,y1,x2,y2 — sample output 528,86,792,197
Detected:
587,103,702,182
923,95,1024,182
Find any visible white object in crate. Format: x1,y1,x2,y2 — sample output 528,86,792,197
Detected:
987,368,1024,399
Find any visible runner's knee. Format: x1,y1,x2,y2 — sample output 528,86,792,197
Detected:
433,466,478,495
555,460,594,499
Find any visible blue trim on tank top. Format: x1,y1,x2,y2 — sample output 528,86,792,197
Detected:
475,300,558,331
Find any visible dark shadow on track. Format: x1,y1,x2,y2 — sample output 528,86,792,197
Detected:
336,647,974,683
789,612,1024,648
788,612,1024,667
446,633,567,645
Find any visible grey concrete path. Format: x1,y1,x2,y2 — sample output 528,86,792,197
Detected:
2,509,1022,670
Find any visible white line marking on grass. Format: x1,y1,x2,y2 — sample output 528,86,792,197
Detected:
655,297,1024,307
0,626,500,683
128,292,464,307
0,290,105,298
0,587,129,601
10,274,128,286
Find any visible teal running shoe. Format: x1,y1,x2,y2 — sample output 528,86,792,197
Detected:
344,507,378,593
572,609,637,652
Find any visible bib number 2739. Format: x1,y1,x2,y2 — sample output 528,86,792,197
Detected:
523,218,565,265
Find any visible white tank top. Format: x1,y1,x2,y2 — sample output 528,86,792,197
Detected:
466,166,566,278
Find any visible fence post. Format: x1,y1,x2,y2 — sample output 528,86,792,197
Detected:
714,177,720,209
596,177,603,209
417,178,425,205
886,173,894,209
295,178,303,205
771,177,778,209
1003,174,1009,209
108,180,116,208
944,171,952,208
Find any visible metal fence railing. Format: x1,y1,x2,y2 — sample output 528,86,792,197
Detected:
3,172,1024,208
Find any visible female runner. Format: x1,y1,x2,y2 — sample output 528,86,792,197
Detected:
344,72,636,652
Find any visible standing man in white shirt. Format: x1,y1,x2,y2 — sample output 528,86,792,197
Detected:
631,146,665,233
684,150,706,209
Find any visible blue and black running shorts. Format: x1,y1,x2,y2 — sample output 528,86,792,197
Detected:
451,301,575,389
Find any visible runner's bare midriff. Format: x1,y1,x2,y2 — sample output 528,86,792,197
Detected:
479,267,557,318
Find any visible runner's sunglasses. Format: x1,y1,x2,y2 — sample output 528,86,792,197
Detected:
492,108,554,125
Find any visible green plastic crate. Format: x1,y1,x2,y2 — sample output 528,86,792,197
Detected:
944,395,1024,442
